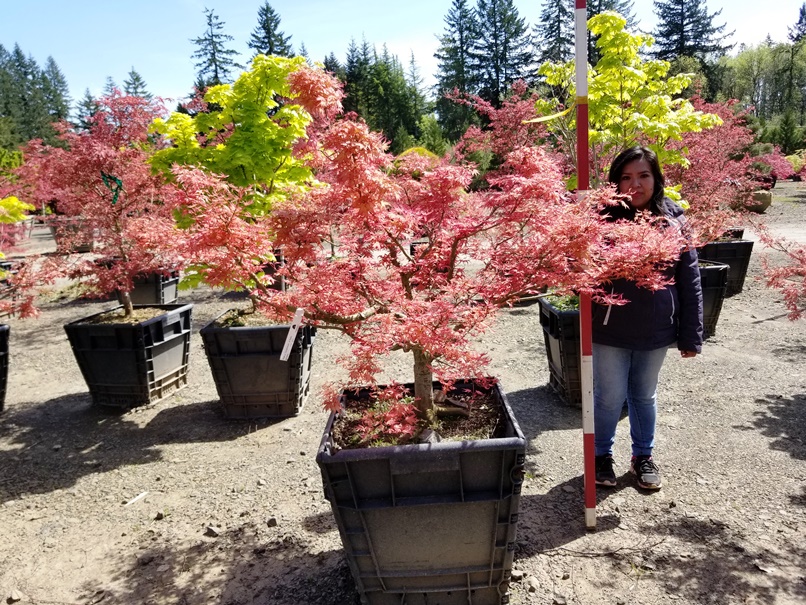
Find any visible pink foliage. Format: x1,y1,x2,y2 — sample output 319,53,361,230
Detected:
170,73,685,412
665,98,757,243
451,81,554,165
14,92,182,306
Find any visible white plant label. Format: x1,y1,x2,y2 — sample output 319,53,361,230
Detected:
279,308,305,362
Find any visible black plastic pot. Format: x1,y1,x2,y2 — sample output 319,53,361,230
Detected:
200,310,314,418
64,304,193,409
316,379,525,605
538,297,581,406
697,238,754,296
0,324,8,412
118,270,180,305
699,260,729,338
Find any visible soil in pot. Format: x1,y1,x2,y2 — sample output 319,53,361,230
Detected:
331,382,507,450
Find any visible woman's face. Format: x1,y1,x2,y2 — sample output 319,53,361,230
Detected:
617,158,655,210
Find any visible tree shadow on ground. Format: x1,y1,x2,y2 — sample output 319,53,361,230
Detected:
743,393,806,462
516,476,625,558
77,525,360,605
630,516,806,605
518,490,805,604
0,393,289,503
506,385,581,438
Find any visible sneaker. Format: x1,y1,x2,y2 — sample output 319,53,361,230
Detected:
595,455,617,486
631,455,662,489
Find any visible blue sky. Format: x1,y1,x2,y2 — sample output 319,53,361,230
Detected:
0,0,802,105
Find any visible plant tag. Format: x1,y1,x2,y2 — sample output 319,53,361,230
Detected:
279,308,305,362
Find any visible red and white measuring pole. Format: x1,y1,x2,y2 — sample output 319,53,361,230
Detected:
575,0,597,530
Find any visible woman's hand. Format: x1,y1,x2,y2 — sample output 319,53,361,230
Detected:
680,350,697,358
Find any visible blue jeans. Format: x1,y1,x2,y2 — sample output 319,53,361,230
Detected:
593,343,669,458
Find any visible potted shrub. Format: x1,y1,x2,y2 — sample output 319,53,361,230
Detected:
15,92,191,409
150,56,328,418
163,58,682,602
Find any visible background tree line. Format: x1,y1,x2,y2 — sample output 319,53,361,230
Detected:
2,0,806,157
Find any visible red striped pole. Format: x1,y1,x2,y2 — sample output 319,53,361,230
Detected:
575,0,596,530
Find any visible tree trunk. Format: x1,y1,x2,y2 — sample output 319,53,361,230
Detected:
120,290,134,317
412,349,434,414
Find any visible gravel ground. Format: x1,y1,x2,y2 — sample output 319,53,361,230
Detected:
0,182,805,605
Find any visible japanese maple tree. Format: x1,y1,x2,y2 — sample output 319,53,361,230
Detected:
15,91,181,316
535,12,721,189
151,55,339,294
164,62,686,415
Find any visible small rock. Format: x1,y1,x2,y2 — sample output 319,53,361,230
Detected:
669,500,677,508
419,429,442,444
561,485,575,493
510,569,524,581
267,517,278,528
553,594,568,605
257,479,267,486
205,525,220,537
299,451,306,456
525,576,540,592
52,444,62,451
154,511,165,521
561,571,570,580
138,553,156,566
9,589,24,602
156,564,170,573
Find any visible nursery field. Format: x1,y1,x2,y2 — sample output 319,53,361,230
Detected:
1,182,805,605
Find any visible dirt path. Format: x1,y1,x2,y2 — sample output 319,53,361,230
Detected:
1,184,805,605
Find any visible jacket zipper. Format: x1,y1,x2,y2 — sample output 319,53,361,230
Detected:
668,289,675,325
603,287,614,326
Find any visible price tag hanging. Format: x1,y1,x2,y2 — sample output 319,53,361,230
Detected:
279,308,305,361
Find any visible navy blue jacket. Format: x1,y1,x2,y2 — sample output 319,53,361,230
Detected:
591,198,704,353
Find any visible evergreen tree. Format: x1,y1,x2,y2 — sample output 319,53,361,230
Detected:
650,0,734,62
774,109,802,154
75,88,98,131
406,51,428,119
123,68,152,99
586,0,637,64
103,76,118,96
790,3,806,44
298,42,310,62
247,2,293,58
191,8,241,87
323,52,345,80
434,0,479,140
534,0,573,65
7,44,52,144
41,56,70,121
343,38,373,116
365,46,422,154
470,0,533,107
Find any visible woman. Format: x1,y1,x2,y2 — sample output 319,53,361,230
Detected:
593,146,703,490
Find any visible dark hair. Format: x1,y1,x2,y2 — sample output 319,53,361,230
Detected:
608,146,666,215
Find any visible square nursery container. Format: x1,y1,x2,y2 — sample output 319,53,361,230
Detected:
118,270,180,306
317,379,526,605
200,310,314,419
0,324,8,412
698,260,729,339
64,303,193,409
697,238,754,296
538,297,581,406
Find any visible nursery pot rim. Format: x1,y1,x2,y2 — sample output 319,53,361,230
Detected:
316,378,526,463
63,302,194,327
